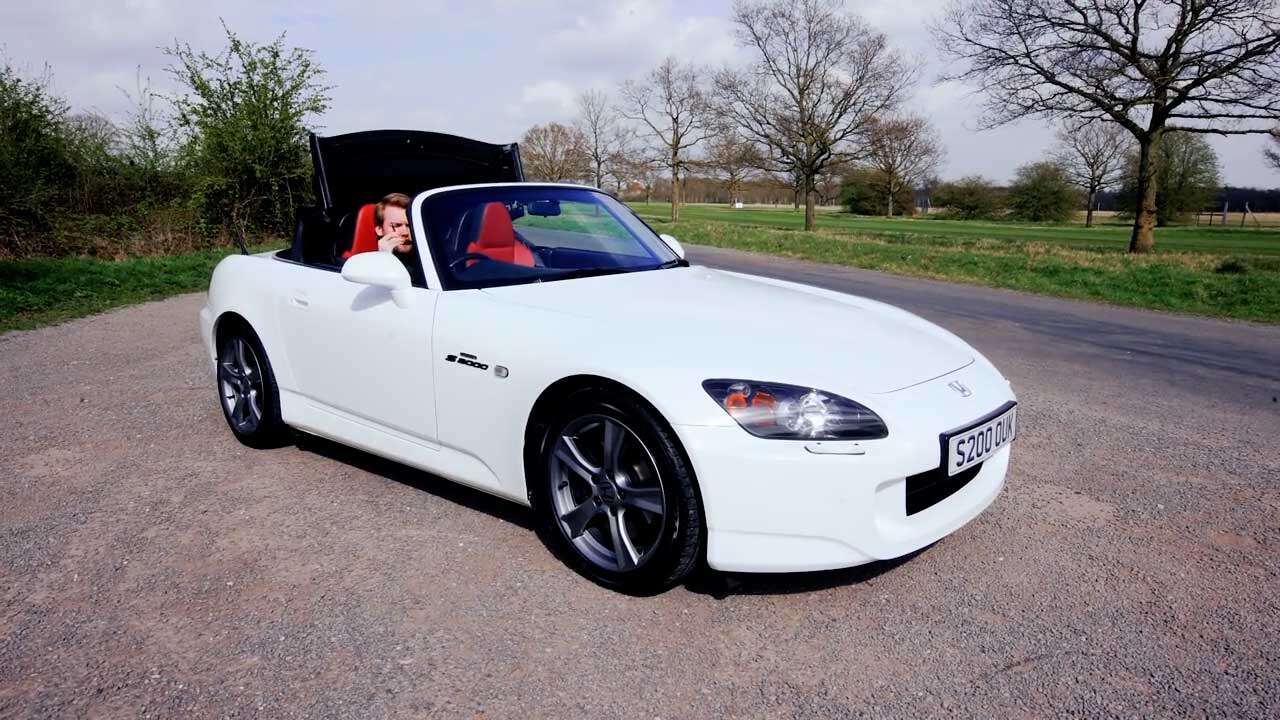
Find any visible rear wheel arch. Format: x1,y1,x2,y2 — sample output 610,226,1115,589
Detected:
213,311,252,347
213,311,289,447
214,311,279,367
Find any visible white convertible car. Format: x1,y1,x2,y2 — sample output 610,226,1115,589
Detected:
200,130,1016,593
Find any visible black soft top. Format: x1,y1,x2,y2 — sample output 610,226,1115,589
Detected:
287,130,524,269
310,129,524,211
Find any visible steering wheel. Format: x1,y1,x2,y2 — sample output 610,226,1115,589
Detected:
449,252,498,270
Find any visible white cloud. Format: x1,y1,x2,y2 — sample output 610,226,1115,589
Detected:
543,1,742,77
507,79,580,122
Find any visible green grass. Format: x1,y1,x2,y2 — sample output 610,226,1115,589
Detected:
630,205,1280,323
516,202,631,239
0,245,276,334
4,202,1278,333
631,202,1280,256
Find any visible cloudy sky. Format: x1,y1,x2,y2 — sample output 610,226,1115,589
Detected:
3,0,1276,186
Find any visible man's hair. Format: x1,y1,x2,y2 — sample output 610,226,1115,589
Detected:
374,192,411,225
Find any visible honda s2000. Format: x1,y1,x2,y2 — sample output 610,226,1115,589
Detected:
199,130,1017,593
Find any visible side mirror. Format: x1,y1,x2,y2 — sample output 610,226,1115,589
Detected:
341,252,414,308
659,233,685,260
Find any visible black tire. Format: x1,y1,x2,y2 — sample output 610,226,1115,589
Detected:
531,386,704,594
215,319,288,449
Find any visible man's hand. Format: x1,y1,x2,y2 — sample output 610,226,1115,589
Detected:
377,233,412,253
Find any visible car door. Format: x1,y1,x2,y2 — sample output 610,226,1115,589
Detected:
275,261,439,446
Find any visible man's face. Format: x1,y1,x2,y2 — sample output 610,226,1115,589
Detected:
377,206,412,253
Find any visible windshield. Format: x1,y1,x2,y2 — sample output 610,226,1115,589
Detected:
420,186,680,290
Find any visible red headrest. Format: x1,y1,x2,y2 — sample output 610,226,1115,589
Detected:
466,202,534,266
343,204,379,258
473,202,515,249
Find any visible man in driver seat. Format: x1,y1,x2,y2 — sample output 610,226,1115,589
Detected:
374,192,413,255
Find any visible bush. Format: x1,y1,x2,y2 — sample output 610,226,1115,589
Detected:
1006,162,1080,222
1214,257,1249,275
0,24,329,259
165,23,330,238
0,62,204,258
841,168,914,216
1116,133,1222,226
0,63,73,249
933,176,1003,219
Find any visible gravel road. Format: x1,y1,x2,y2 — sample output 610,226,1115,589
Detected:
2,246,1278,718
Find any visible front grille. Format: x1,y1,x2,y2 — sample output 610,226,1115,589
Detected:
905,462,982,516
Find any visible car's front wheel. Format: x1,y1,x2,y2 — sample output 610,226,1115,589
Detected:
533,388,704,594
216,320,287,448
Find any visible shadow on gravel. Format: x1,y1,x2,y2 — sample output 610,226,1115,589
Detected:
293,433,534,530
685,547,930,599
290,431,933,598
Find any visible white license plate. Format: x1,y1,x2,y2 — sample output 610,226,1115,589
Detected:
946,406,1017,476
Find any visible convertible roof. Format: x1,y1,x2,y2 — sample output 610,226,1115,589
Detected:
310,130,524,211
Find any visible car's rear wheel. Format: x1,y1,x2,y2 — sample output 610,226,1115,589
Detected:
533,388,703,594
216,321,287,448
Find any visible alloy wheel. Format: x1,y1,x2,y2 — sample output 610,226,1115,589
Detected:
548,414,668,572
218,336,265,434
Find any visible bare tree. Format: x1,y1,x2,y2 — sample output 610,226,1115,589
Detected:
935,0,1280,253
1052,122,1130,227
119,67,173,175
628,155,663,204
1267,131,1280,171
520,122,588,182
864,114,944,217
714,0,914,230
619,58,715,222
575,89,627,189
606,130,663,202
601,127,641,195
702,132,762,205
65,112,119,149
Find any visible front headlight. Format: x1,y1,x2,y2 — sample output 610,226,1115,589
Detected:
702,379,888,440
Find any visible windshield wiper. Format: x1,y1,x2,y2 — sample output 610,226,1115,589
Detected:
541,266,638,282
541,258,687,283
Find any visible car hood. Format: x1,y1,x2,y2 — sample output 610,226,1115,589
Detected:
481,266,973,395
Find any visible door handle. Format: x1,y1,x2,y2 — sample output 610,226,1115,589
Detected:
289,294,310,308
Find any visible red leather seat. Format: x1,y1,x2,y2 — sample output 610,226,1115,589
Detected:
466,202,534,266
341,203,379,259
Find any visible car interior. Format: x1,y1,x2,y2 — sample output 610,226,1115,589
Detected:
290,196,539,262
279,132,682,293
281,129,527,284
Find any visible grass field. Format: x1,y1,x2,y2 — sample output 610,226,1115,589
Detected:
629,203,1280,323
3,203,1278,334
0,245,272,334
630,202,1280,256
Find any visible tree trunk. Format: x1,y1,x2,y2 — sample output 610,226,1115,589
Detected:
1129,134,1160,253
670,154,680,224
886,190,894,218
1085,189,1096,228
804,188,816,231
793,188,800,211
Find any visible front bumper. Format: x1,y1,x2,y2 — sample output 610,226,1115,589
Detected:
676,370,1014,574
